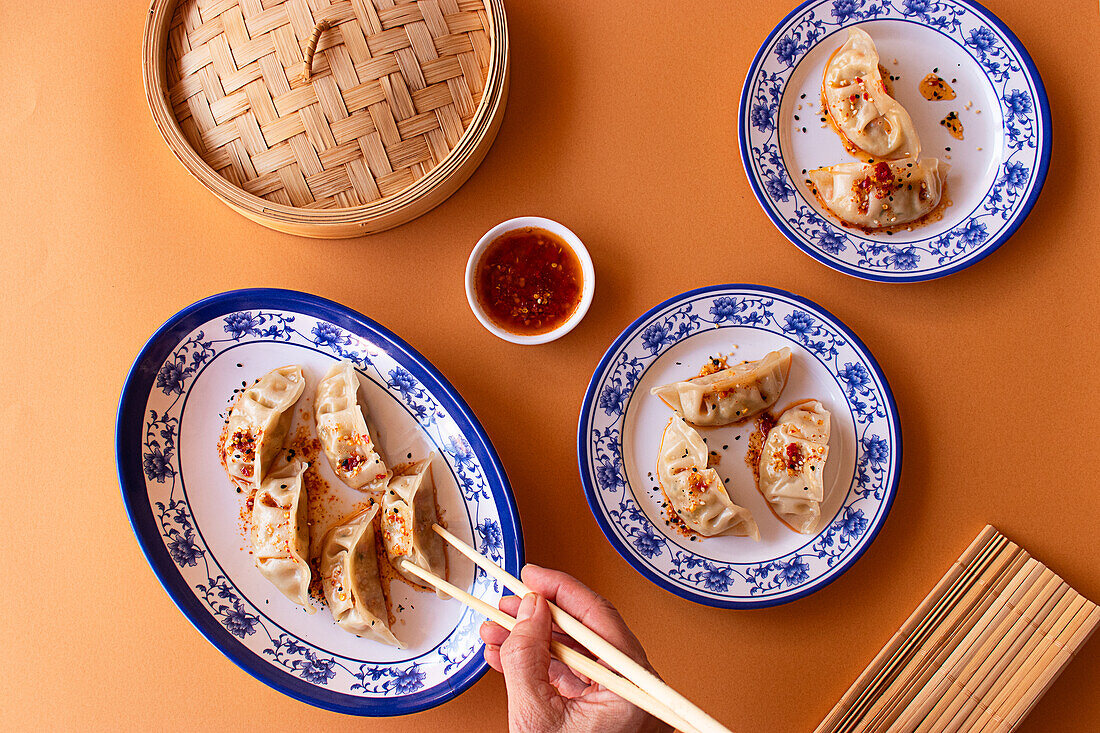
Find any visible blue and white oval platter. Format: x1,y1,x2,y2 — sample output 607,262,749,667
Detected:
116,289,523,715
579,285,901,608
739,0,1050,282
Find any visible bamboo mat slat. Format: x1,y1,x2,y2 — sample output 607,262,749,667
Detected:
815,525,1099,733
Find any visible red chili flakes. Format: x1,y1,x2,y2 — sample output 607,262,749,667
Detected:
230,428,256,457
339,452,365,474
475,227,584,335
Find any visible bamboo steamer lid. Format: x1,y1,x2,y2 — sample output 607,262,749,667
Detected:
143,0,509,238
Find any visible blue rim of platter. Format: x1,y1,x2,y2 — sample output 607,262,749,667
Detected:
116,288,524,715
737,0,1051,282
577,284,901,608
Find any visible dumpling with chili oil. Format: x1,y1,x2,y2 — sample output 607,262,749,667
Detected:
808,159,949,231
381,456,448,598
251,460,314,612
758,400,831,534
651,348,792,427
822,27,921,161
315,360,390,491
320,505,404,647
222,365,305,491
656,416,759,539
222,363,305,488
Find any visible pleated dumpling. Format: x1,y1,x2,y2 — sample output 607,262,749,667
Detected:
822,27,920,161
320,505,404,647
808,159,949,230
651,348,792,427
251,460,314,612
315,360,390,491
381,456,448,598
223,365,305,491
758,400,831,534
656,416,759,539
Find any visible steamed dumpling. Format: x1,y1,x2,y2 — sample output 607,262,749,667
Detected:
222,365,305,491
657,416,759,539
320,505,404,647
651,348,792,427
822,27,920,161
808,159,949,230
381,456,448,598
251,460,314,612
758,400,831,534
315,360,390,491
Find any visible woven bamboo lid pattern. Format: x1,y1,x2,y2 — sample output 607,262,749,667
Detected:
144,0,509,237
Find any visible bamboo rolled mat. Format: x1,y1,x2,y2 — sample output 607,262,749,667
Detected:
815,525,1099,733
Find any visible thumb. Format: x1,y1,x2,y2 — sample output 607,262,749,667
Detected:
499,593,561,727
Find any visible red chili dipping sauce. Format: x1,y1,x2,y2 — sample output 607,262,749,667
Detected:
475,227,584,335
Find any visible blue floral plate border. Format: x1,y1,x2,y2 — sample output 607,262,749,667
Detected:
116,288,523,715
577,284,901,608
738,0,1051,282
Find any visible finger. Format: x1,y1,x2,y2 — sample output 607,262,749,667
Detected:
499,594,573,638
498,594,558,704
520,565,653,668
480,619,509,648
499,594,520,617
484,644,503,674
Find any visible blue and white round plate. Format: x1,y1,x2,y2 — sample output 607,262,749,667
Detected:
116,289,522,715
739,0,1050,282
578,285,901,608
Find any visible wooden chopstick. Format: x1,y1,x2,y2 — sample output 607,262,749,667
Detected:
431,524,732,733
395,559,704,733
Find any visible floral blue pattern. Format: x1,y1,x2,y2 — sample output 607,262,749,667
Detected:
132,306,514,704
352,663,426,695
581,288,899,606
741,0,1047,281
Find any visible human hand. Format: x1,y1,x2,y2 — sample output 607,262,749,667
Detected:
479,564,674,733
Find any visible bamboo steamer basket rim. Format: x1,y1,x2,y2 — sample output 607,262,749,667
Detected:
143,0,509,237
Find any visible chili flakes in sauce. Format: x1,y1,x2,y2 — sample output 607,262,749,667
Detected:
940,111,964,140
475,227,583,335
919,73,956,101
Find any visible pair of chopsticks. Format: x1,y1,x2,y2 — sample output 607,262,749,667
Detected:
397,524,732,733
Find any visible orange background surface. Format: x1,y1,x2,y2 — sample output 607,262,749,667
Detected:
1,1,1098,730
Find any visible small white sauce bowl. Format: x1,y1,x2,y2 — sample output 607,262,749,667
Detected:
465,216,595,345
